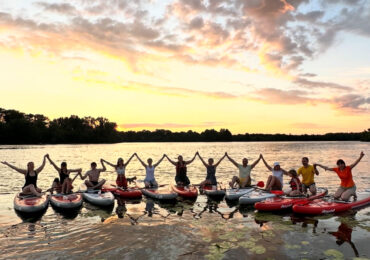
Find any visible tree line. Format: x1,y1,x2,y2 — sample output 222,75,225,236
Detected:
0,108,369,144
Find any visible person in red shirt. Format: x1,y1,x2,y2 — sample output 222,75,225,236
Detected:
315,152,364,201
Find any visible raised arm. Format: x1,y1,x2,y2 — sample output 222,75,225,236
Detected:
197,152,208,167
260,155,272,171
350,151,365,169
185,152,197,165
164,154,177,166
135,154,147,167
80,171,89,180
214,154,226,168
46,154,61,172
0,161,27,174
124,153,136,167
35,155,47,174
153,155,166,168
225,153,239,168
101,159,116,168
99,159,106,172
250,154,262,169
314,163,334,172
313,164,319,176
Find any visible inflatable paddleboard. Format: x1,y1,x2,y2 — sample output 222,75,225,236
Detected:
202,185,226,197
255,188,328,211
292,191,370,215
142,187,178,200
171,185,198,199
239,189,278,205
225,187,254,200
102,182,142,199
14,193,49,213
50,193,83,209
82,190,114,207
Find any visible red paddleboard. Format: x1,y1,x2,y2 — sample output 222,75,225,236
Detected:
102,182,142,199
142,187,178,200
255,188,327,211
14,193,49,213
171,185,198,199
292,191,370,215
50,193,83,209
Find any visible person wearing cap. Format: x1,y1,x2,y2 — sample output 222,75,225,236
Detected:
298,157,319,195
101,154,136,188
260,155,288,191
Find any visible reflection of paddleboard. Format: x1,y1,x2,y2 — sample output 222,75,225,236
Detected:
82,190,114,207
171,185,198,199
14,193,49,213
239,190,277,205
50,193,83,209
202,185,225,197
225,188,254,200
293,191,370,215
102,182,142,199
142,187,178,200
255,188,327,211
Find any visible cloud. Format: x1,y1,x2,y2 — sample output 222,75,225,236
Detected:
36,2,78,15
331,94,370,112
294,78,353,91
252,88,319,104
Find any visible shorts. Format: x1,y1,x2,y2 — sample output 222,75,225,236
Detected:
302,183,316,191
91,181,99,186
116,175,127,188
237,177,251,186
144,179,158,187
336,185,356,196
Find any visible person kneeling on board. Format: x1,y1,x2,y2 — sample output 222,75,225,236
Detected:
315,152,364,201
286,169,303,196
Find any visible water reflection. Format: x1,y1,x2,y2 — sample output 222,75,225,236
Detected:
329,222,359,257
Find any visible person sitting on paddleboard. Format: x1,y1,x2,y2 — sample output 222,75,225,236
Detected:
196,152,226,187
101,154,135,189
135,153,165,188
80,160,106,190
49,178,62,194
260,155,288,191
1,154,47,197
286,169,303,196
298,157,319,195
46,155,82,194
165,153,197,186
226,153,262,188
315,151,364,201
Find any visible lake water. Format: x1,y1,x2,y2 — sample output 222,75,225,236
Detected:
0,141,369,259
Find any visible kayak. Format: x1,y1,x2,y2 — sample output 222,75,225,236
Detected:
50,193,83,209
142,187,178,200
14,193,49,213
292,191,370,215
254,188,328,211
82,190,115,207
225,187,254,200
171,185,198,199
102,183,142,199
202,185,226,197
239,189,283,205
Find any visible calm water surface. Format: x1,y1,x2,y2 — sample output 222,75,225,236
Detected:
0,141,369,259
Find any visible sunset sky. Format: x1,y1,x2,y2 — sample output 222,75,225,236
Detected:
0,0,369,134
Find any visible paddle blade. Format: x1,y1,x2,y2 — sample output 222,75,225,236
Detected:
257,181,264,188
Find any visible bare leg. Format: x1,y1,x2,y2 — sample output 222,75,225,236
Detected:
92,179,106,190
309,185,317,195
229,176,239,188
66,179,72,194
85,180,94,188
23,185,42,197
265,176,273,191
144,181,150,188
289,190,301,196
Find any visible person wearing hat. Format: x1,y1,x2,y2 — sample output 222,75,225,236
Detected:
260,155,288,191
101,154,136,188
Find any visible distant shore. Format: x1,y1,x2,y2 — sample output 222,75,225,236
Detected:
1,107,369,144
